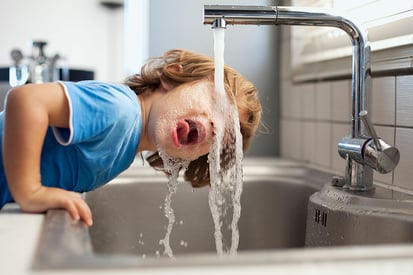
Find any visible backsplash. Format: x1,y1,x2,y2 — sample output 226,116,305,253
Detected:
280,26,413,192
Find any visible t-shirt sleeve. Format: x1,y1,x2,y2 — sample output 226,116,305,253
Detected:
54,81,136,145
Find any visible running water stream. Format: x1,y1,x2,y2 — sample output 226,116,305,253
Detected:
159,27,243,258
208,27,243,255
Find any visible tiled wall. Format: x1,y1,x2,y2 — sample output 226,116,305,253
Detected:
279,26,413,192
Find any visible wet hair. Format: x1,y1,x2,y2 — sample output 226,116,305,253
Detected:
124,49,262,188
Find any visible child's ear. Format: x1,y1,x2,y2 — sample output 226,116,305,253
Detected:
161,64,183,91
167,64,183,72
160,79,175,91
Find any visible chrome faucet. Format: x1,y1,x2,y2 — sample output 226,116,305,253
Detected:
203,5,400,191
9,40,68,87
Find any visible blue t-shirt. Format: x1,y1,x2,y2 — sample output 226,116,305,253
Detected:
0,80,142,207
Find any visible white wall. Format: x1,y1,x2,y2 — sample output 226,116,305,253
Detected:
0,0,124,82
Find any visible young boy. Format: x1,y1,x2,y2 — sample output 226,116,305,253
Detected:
0,49,262,226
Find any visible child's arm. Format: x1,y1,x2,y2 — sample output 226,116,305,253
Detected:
2,83,93,226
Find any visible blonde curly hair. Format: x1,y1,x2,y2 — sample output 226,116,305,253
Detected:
125,49,262,187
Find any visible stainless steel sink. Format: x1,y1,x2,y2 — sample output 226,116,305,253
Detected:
31,159,413,270
86,176,319,257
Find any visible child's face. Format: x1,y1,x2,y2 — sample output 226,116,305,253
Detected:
147,79,218,161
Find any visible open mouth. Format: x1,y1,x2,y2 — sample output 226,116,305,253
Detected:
173,119,205,146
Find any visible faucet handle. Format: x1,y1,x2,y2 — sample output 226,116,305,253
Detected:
359,110,381,151
358,110,400,174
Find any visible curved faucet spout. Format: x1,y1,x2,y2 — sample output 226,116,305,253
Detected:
203,5,396,191
204,5,370,139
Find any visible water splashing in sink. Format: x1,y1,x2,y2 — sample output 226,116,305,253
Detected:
159,152,189,259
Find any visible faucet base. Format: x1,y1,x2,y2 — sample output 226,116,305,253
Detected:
341,159,375,192
343,184,376,192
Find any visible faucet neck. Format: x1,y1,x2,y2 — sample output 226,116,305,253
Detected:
274,7,371,140
204,5,375,190
204,5,371,139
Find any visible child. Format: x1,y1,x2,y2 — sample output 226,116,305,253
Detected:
0,49,262,226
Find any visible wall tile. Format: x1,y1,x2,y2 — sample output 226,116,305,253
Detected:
315,82,331,120
300,83,316,119
331,123,350,174
280,81,290,119
302,121,316,163
280,119,302,160
314,121,331,168
331,80,351,122
289,85,302,119
393,127,413,190
371,77,395,125
396,75,413,127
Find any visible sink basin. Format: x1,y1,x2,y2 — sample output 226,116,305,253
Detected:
33,159,328,269
86,176,318,257
31,158,413,270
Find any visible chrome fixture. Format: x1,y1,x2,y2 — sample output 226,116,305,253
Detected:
203,5,400,191
9,48,29,87
9,40,68,87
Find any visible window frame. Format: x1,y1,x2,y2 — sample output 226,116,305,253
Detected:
290,1,413,81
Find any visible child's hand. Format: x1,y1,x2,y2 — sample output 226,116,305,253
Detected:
18,186,93,226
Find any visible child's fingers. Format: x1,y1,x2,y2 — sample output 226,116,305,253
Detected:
16,186,92,226
75,199,93,226
62,199,80,221
59,191,92,226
